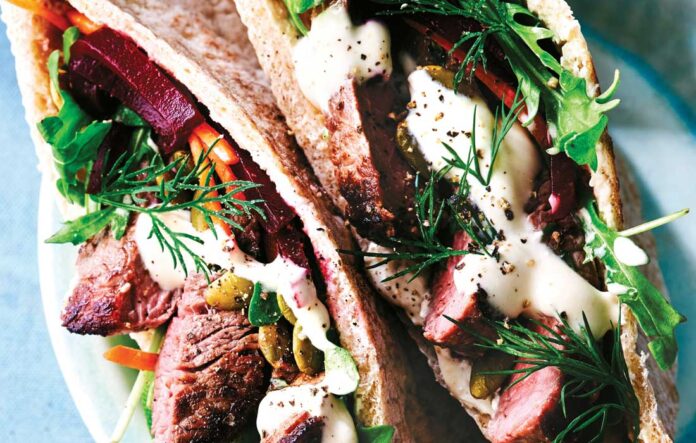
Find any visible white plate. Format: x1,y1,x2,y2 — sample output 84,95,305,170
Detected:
38,35,696,442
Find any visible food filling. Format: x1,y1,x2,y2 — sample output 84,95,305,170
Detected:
25,2,385,441
283,1,687,442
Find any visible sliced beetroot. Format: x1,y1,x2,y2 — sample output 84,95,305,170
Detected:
63,71,117,118
87,123,131,194
265,223,310,270
230,144,296,234
68,28,204,153
545,154,577,222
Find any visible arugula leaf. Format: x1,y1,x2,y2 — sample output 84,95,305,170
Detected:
358,425,395,443
490,7,621,170
46,207,128,244
290,0,323,13
47,50,62,101
114,105,148,127
503,5,561,75
580,204,685,369
248,283,282,326
283,0,324,35
38,89,112,204
63,26,80,64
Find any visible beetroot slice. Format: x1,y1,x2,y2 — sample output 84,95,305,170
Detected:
86,123,131,194
265,223,310,270
68,28,204,153
230,144,296,234
546,154,577,222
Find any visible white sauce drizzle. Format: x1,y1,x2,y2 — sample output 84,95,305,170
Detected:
292,4,392,113
257,384,357,443
362,241,430,325
613,236,649,266
435,347,495,415
134,211,347,389
405,68,620,337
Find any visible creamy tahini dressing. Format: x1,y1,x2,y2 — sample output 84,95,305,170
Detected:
405,69,620,337
134,210,337,370
257,384,357,443
292,4,392,113
362,242,430,325
435,347,495,415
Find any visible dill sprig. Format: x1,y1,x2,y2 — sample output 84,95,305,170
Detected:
457,313,639,443
345,91,522,281
376,0,507,85
443,89,523,187
353,169,472,282
92,142,265,277
95,144,264,231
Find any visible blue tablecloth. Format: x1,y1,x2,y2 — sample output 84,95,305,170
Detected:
0,1,693,441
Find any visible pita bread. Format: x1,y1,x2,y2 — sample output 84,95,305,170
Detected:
232,0,678,440
0,0,470,440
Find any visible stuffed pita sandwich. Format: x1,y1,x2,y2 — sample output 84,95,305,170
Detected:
1,0,477,441
233,0,688,441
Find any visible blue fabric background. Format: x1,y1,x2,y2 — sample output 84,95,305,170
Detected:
0,1,693,441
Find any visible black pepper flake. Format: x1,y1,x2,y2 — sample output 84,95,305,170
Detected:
360,54,367,60
504,209,514,220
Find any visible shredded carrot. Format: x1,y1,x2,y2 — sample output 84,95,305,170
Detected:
103,345,158,372
207,149,247,201
6,0,70,30
192,123,240,165
189,134,233,236
66,9,102,35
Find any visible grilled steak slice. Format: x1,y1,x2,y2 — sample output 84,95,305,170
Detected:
423,231,494,354
488,318,577,443
268,412,324,443
152,275,267,443
327,78,416,240
61,226,177,336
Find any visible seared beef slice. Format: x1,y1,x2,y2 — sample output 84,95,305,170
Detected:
61,227,177,336
327,78,416,240
489,318,579,443
423,231,495,354
152,275,267,443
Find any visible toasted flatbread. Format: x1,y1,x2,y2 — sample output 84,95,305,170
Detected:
232,0,678,440
1,0,474,440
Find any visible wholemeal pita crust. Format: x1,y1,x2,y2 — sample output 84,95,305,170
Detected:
1,0,435,439
234,0,678,440
527,3,677,440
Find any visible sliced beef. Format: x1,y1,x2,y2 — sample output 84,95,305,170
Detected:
488,317,584,443
61,226,177,336
423,231,495,354
327,78,416,240
152,275,267,443
265,412,324,443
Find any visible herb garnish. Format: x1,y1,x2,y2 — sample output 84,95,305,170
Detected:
358,424,395,443
580,204,687,370
455,313,639,443
377,0,620,171
41,27,266,278
346,91,520,281
284,0,324,35
48,140,264,277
